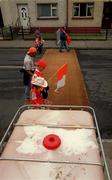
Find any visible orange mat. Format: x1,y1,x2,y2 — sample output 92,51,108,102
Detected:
42,49,89,106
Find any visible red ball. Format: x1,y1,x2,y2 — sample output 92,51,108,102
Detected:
43,134,61,150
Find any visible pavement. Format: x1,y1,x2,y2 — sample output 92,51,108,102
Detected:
0,39,112,49
0,39,112,179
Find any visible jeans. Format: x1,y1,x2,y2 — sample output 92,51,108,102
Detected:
37,44,43,54
60,40,68,51
24,85,31,99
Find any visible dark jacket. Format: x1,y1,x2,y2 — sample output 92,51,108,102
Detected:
60,31,67,41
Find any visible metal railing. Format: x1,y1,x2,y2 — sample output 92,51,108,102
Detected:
0,105,111,180
0,26,112,41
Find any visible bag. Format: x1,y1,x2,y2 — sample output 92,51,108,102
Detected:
19,68,26,73
66,35,71,45
41,86,49,99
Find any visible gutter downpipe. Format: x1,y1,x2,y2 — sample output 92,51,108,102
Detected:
66,0,68,29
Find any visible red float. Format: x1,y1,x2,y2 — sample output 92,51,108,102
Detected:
43,134,61,150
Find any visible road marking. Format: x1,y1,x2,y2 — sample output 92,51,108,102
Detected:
0,87,23,90
0,66,22,69
102,139,112,143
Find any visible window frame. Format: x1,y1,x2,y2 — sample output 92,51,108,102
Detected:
73,2,94,19
37,3,58,19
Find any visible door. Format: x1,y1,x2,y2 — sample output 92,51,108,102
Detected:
18,5,29,29
0,8,4,27
102,2,112,29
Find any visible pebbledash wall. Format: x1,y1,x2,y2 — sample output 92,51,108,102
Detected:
68,0,104,33
0,0,106,32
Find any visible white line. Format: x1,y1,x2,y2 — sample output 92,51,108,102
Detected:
0,87,23,90
102,139,112,143
0,80,22,82
0,66,22,69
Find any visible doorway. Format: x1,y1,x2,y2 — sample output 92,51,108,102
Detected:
102,2,112,29
0,8,4,27
18,4,29,29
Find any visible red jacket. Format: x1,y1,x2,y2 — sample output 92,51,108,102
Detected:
31,87,44,105
34,69,43,77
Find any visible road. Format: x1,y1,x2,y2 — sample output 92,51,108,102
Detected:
0,48,42,140
0,49,112,140
76,50,112,138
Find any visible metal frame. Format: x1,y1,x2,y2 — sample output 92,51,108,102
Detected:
0,157,102,167
0,105,111,180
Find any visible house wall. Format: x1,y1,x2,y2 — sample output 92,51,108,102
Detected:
30,0,67,27
68,0,104,32
0,0,12,26
5,0,32,26
0,0,67,28
69,1,103,27
0,0,105,32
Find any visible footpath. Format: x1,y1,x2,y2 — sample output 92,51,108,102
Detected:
0,39,112,179
0,39,112,49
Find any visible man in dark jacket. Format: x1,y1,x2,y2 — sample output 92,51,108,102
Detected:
59,27,69,52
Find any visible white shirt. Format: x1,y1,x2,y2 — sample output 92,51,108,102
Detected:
23,54,35,71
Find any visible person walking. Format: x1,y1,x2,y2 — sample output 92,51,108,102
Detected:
59,27,69,52
34,36,45,54
56,28,61,47
22,47,37,102
35,27,41,38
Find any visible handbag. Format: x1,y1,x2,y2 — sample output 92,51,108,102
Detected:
66,35,71,45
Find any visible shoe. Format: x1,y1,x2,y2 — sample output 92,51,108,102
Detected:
24,99,31,105
59,49,62,52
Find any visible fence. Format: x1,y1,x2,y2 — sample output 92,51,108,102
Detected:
0,26,112,41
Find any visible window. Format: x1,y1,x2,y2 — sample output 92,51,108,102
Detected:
37,3,57,18
73,3,94,17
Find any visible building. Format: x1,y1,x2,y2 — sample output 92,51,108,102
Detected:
0,0,112,32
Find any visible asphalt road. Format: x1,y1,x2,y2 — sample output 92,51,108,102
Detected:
0,49,112,140
0,48,42,140
76,49,112,138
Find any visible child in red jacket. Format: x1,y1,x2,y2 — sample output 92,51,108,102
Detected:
31,76,48,105
32,59,49,101
34,59,47,78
